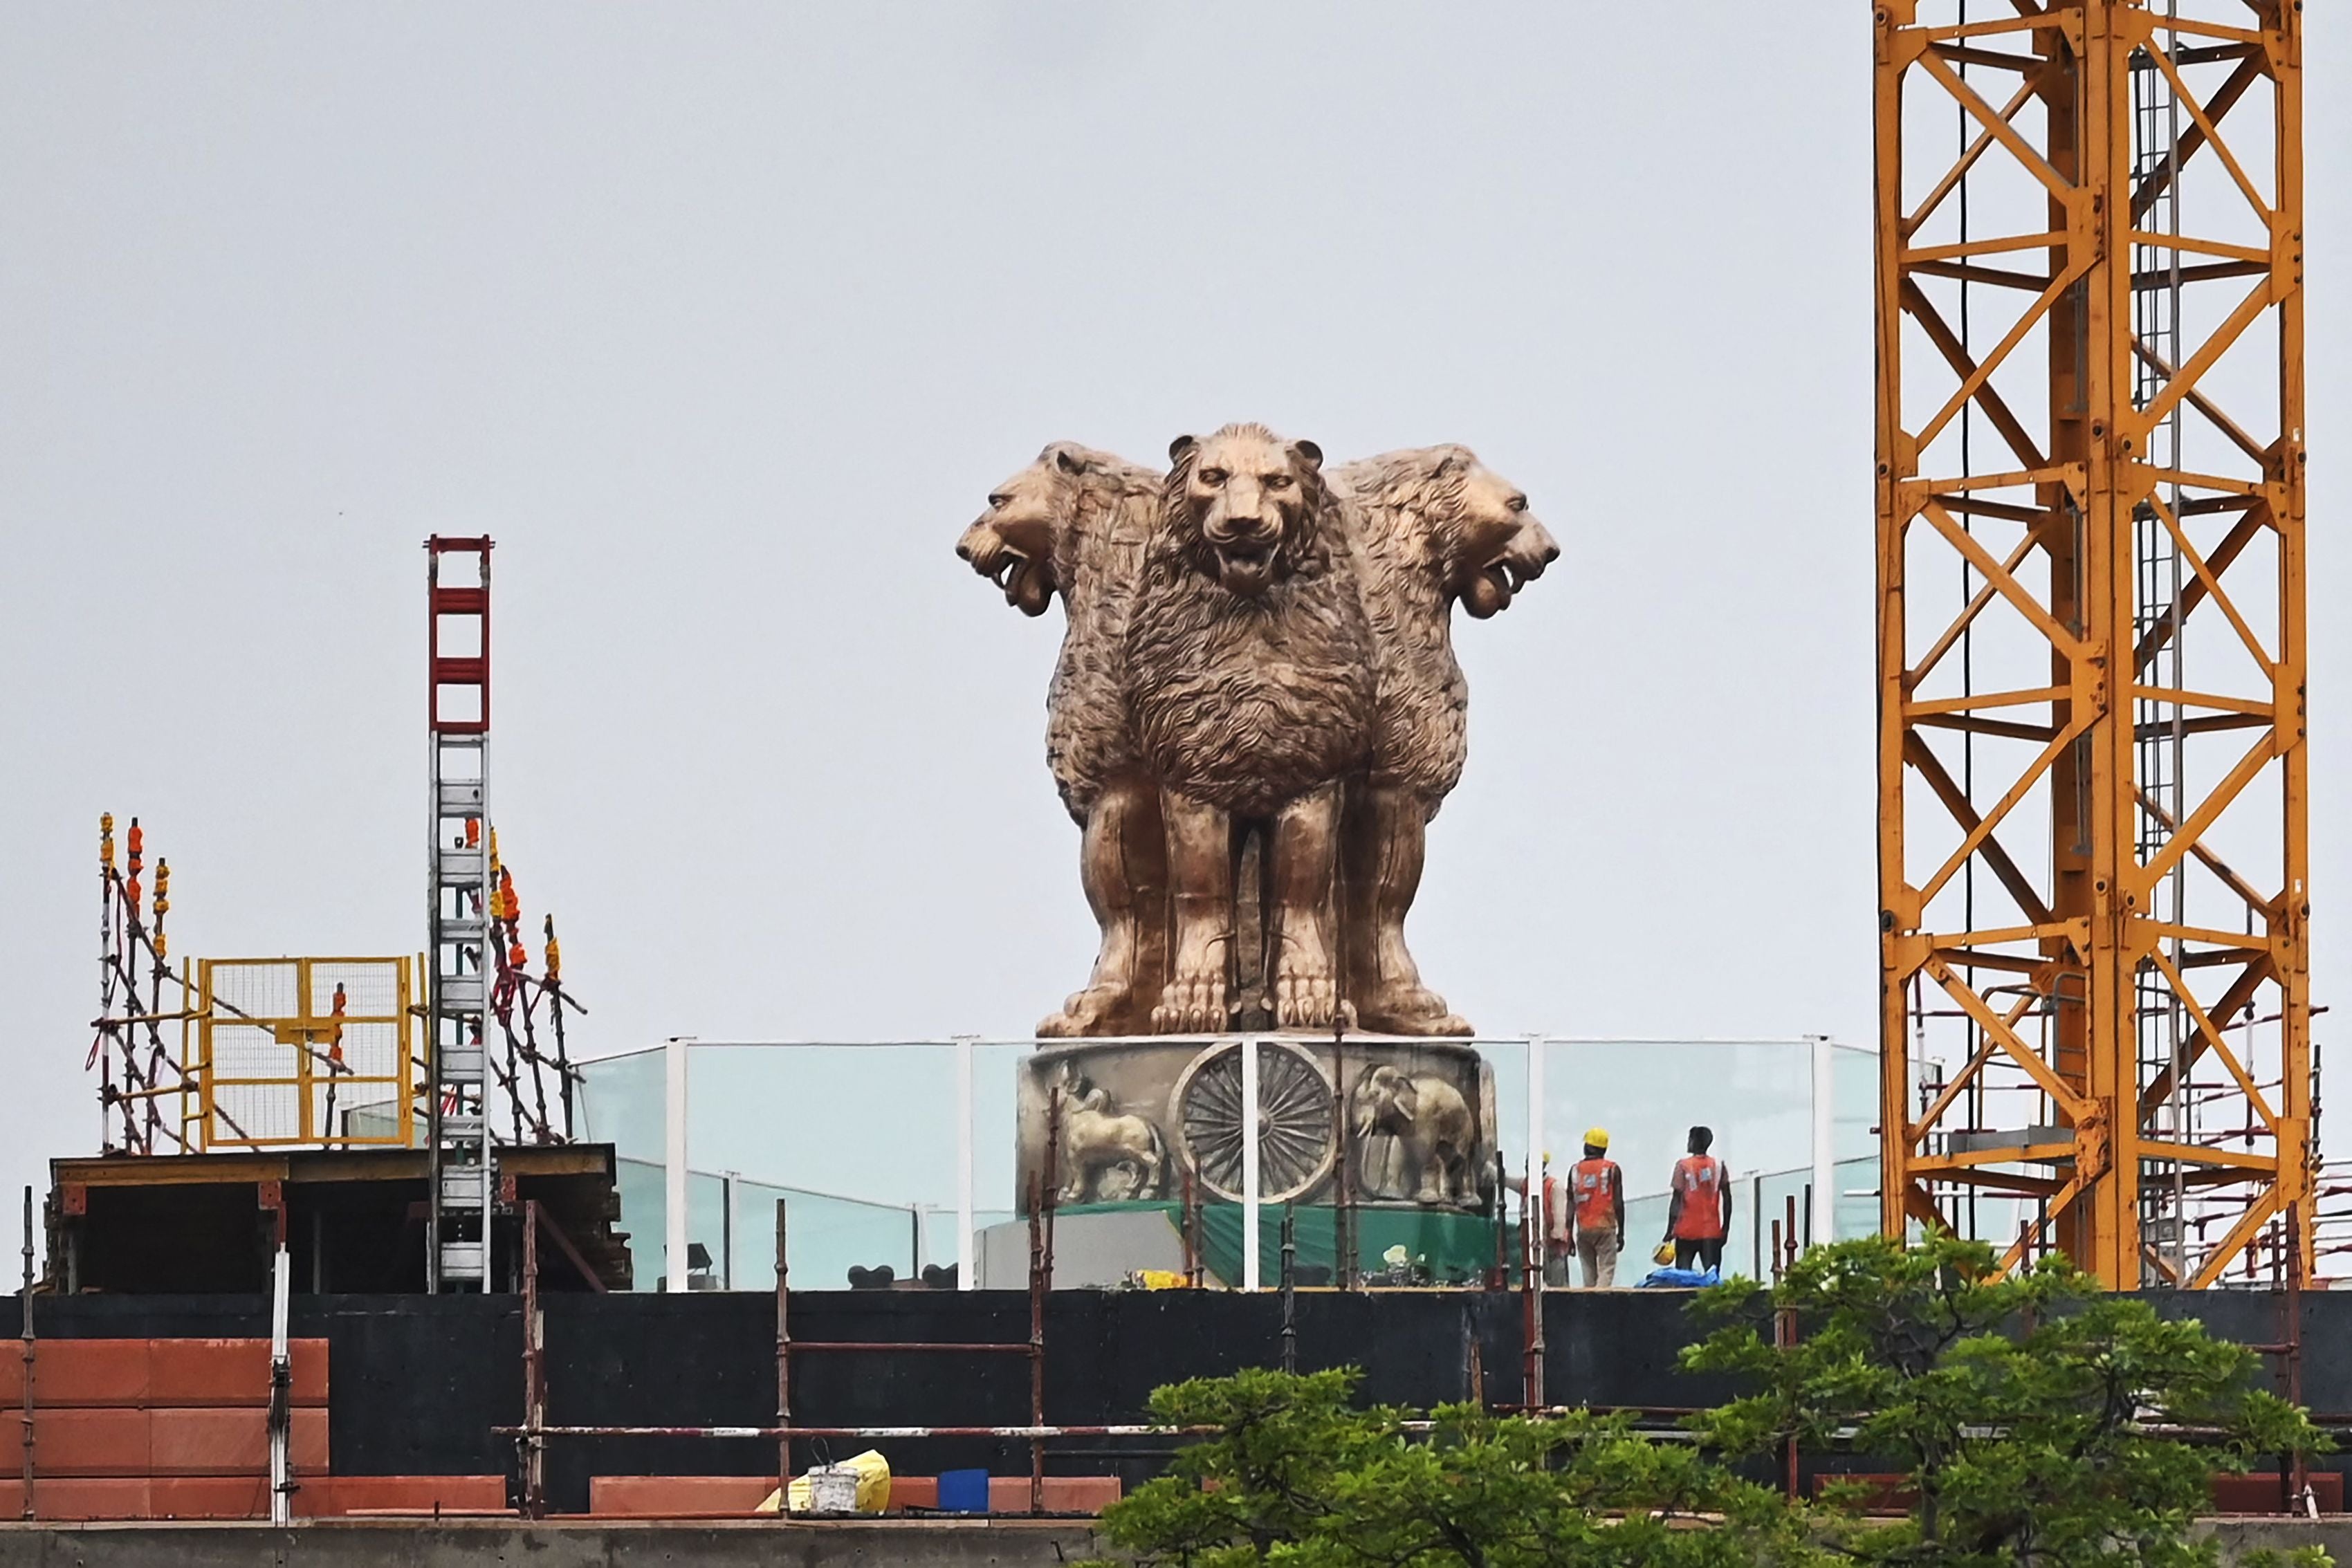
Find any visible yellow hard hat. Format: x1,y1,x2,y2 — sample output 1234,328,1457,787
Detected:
1583,1127,1610,1150
1653,1242,1676,1266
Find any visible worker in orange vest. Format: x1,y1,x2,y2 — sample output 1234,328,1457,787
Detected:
1532,1154,1572,1286
1566,1129,1624,1288
1662,1125,1731,1273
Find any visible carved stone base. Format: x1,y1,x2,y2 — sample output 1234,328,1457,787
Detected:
1017,1037,1496,1215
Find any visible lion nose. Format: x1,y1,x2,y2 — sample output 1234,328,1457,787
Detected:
1523,522,1561,572
1210,515,1277,546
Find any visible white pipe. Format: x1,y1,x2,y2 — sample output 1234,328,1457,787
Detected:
1241,1036,1260,1292
1810,1034,1836,1250
955,1036,975,1291
268,1244,291,1526
665,1035,690,1293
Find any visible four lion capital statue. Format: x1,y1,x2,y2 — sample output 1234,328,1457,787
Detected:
957,421,1556,1040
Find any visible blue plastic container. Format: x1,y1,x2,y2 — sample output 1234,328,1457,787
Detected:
937,1468,989,1514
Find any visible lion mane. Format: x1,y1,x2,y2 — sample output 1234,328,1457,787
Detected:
1035,445,1163,822
1126,424,1375,820
1332,446,1477,807
1332,444,1554,813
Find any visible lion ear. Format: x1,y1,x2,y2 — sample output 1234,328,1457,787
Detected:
1290,438,1324,472
1053,446,1087,476
1430,448,1468,478
1168,434,1200,465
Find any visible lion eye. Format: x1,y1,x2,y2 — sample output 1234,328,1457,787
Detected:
1506,495,1527,513
987,494,1010,510
1264,474,1294,490
1199,468,1228,485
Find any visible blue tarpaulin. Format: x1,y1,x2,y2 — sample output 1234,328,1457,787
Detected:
1636,1266,1722,1289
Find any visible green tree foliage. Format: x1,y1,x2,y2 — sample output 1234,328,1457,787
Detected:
1095,1239,2329,1566
1682,1232,2327,1568
1095,1366,1807,1567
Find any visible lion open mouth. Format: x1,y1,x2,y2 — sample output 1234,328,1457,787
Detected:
991,549,1053,616
1213,542,1278,598
1464,560,1520,619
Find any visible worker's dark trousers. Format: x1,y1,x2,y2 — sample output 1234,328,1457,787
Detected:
1674,1237,1724,1272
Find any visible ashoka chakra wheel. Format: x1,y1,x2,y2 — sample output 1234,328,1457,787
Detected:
1169,1042,1336,1203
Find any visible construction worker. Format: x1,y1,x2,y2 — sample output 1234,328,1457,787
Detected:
1568,1129,1625,1287
1662,1125,1731,1273
1529,1154,1568,1285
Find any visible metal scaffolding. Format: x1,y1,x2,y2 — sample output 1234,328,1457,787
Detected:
1874,1,2310,1286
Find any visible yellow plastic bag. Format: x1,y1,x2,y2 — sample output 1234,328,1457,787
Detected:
1134,1269,1191,1290
757,1448,892,1515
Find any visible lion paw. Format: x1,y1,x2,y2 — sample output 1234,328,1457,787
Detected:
1354,984,1473,1037
1153,972,1228,1034
1038,986,1132,1039
1274,954,1338,1031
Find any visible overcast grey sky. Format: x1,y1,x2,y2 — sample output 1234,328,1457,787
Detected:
1,7,2344,1219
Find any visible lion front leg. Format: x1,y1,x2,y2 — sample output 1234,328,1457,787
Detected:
1038,777,1168,1037
1269,784,1342,1031
1340,784,1469,1036
1153,789,1232,1033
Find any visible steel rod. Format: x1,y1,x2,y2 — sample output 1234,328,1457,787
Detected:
1279,1205,1296,1374
775,1200,790,1506
522,1199,544,1519
787,1341,1031,1355
1521,1179,1544,1410
1033,1093,1063,1514
19,1187,33,1521
499,1423,1214,1440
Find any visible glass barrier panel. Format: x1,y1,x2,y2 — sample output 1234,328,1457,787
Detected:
1542,1040,1814,1230
589,1038,1883,1291
577,1050,664,1161
688,1044,957,1208
614,1155,664,1289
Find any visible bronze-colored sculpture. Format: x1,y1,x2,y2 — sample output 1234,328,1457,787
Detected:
1331,446,1559,1034
956,428,1556,1040
957,443,1168,1037
1129,425,1377,1033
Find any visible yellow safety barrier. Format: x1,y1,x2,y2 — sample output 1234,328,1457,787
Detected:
182,956,419,1150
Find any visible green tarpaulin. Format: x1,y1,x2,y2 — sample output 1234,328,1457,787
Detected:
1052,1202,1512,1287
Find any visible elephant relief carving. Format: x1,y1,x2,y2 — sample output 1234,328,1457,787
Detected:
1350,1063,1478,1207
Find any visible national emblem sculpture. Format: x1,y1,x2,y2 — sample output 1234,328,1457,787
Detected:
961,421,1555,1235
957,425,1557,1041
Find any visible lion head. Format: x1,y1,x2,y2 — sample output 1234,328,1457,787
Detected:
1161,423,1332,600
1420,446,1559,618
955,442,1093,617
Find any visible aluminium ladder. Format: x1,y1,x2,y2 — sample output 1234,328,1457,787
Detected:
426,537,496,1290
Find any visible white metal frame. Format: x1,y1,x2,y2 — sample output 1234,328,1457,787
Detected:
627,1035,1867,1293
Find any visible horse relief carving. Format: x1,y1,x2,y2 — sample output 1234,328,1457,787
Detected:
1051,1062,1168,1203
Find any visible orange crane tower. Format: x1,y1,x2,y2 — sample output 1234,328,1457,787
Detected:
1873,1,2308,1286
